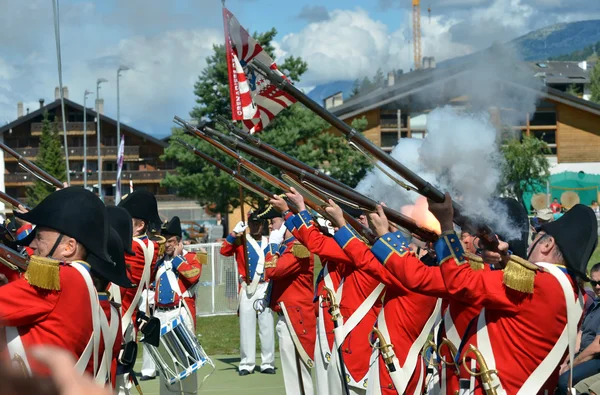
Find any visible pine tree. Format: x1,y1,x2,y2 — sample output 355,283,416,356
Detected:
566,84,582,98
591,62,600,104
26,111,66,206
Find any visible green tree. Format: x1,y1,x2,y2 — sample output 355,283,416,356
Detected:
500,134,550,205
591,62,600,104
164,28,371,213
566,84,582,97
351,79,361,97
26,111,66,206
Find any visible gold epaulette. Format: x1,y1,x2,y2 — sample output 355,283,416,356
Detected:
264,255,278,269
292,243,310,259
153,235,166,256
196,252,208,265
180,267,201,278
464,252,485,271
25,256,61,291
503,255,538,294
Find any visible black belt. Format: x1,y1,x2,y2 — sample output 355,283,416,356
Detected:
156,305,179,311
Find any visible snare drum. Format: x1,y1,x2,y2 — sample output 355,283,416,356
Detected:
144,314,213,386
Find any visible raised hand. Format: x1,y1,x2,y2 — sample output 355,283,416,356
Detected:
324,199,346,228
285,187,306,212
269,194,290,213
427,192,454,233
369,205,390,237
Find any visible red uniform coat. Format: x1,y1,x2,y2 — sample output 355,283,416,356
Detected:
121,236,159,322
99,296,123,388
264,237,316,360
337,226,438,394
292,210,381,385
0,264,94,375
154,251,202,327
220,234,247,281
437,231,578,394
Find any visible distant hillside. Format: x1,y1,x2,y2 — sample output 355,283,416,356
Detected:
307,80,354,105
512,20,600,60
550,41,600,61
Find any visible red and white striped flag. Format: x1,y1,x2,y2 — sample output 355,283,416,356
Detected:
223,7,296,134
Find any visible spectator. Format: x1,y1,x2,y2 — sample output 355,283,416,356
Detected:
534,208,554,229
550,198,562,214
592,200,600,215
459,223,478,254
557,263,600,394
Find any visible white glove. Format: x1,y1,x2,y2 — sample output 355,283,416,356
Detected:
163,259,173,271
269,226,286,246
233,221,248,234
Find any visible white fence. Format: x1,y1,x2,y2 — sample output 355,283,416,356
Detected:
186,242,239,317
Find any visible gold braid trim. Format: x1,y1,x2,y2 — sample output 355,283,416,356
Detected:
196,252,208,265
464,252,485,271
503,255,537,294
264,255,278,269
292,243,310,259
25,256,61,291
180,268,201,278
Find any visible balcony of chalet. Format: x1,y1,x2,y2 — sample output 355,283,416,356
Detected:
5,170,171,187
3,146,141,161
31,122,96,136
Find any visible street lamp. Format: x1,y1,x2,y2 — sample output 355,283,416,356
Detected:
83,89,92,190
116,65,129,205
96,78,108,201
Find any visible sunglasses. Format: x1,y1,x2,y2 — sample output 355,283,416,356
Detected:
590,280,600,287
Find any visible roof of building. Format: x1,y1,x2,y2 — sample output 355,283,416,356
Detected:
527,61,596,84
330,58,600,121
0,98,168,147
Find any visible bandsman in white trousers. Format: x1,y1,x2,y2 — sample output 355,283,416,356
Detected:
220,213,276,375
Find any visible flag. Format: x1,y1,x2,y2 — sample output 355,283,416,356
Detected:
129,177,133,194
223,7,296,134
115,135,125,204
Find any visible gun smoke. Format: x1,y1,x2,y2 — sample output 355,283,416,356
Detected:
355,45,542,240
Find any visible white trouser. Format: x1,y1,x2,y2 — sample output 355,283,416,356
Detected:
153,307,198,395
239,281,275,372
276,315,314,395
314,335,330,395
140,289,157,377
328,343,366,395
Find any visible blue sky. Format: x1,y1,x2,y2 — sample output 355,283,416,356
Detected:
0,0,598,138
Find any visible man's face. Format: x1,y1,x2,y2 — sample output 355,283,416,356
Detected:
590,271,600,298
29,227,64,259
165,235,178,256
271,217,284,231
460,231,476,254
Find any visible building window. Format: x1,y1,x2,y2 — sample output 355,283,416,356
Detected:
381,132,399,147
380,112,399,127
530,111,556,126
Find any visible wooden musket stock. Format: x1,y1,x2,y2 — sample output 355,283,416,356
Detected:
0,142,64,189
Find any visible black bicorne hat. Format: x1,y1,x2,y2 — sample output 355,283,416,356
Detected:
541,204,598,279
118,191,162,231
87,228,134,288
493,197,530,259
14,187,125,286
107,206,135,256
256,205,282,220
162,216,182,238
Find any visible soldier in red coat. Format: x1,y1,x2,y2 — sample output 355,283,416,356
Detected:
0,188,131,379
429,194,598,394
272,190,384,395
115,191,163,390
263,202,316,395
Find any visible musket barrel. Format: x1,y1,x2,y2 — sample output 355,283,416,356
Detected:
0,142,64,189
0,191,25,209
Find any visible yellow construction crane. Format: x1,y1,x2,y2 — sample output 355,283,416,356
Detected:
412,0,422,69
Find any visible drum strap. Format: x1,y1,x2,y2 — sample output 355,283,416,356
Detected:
444,306,461,354
121,239,154,336
334,282,383,349
95,304,120,386
72,262,101,376
279,301,314,368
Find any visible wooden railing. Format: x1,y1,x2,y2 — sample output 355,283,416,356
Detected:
31,122,96,135
5,170,171,186
4,146,140,161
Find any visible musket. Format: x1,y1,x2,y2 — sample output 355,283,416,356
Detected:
0,142,64,189
0,191,27,209
174,118,378,243
237,162,251,285
176,121,437,243
0,243,28,272
248,60,502,253
214,115,358,193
